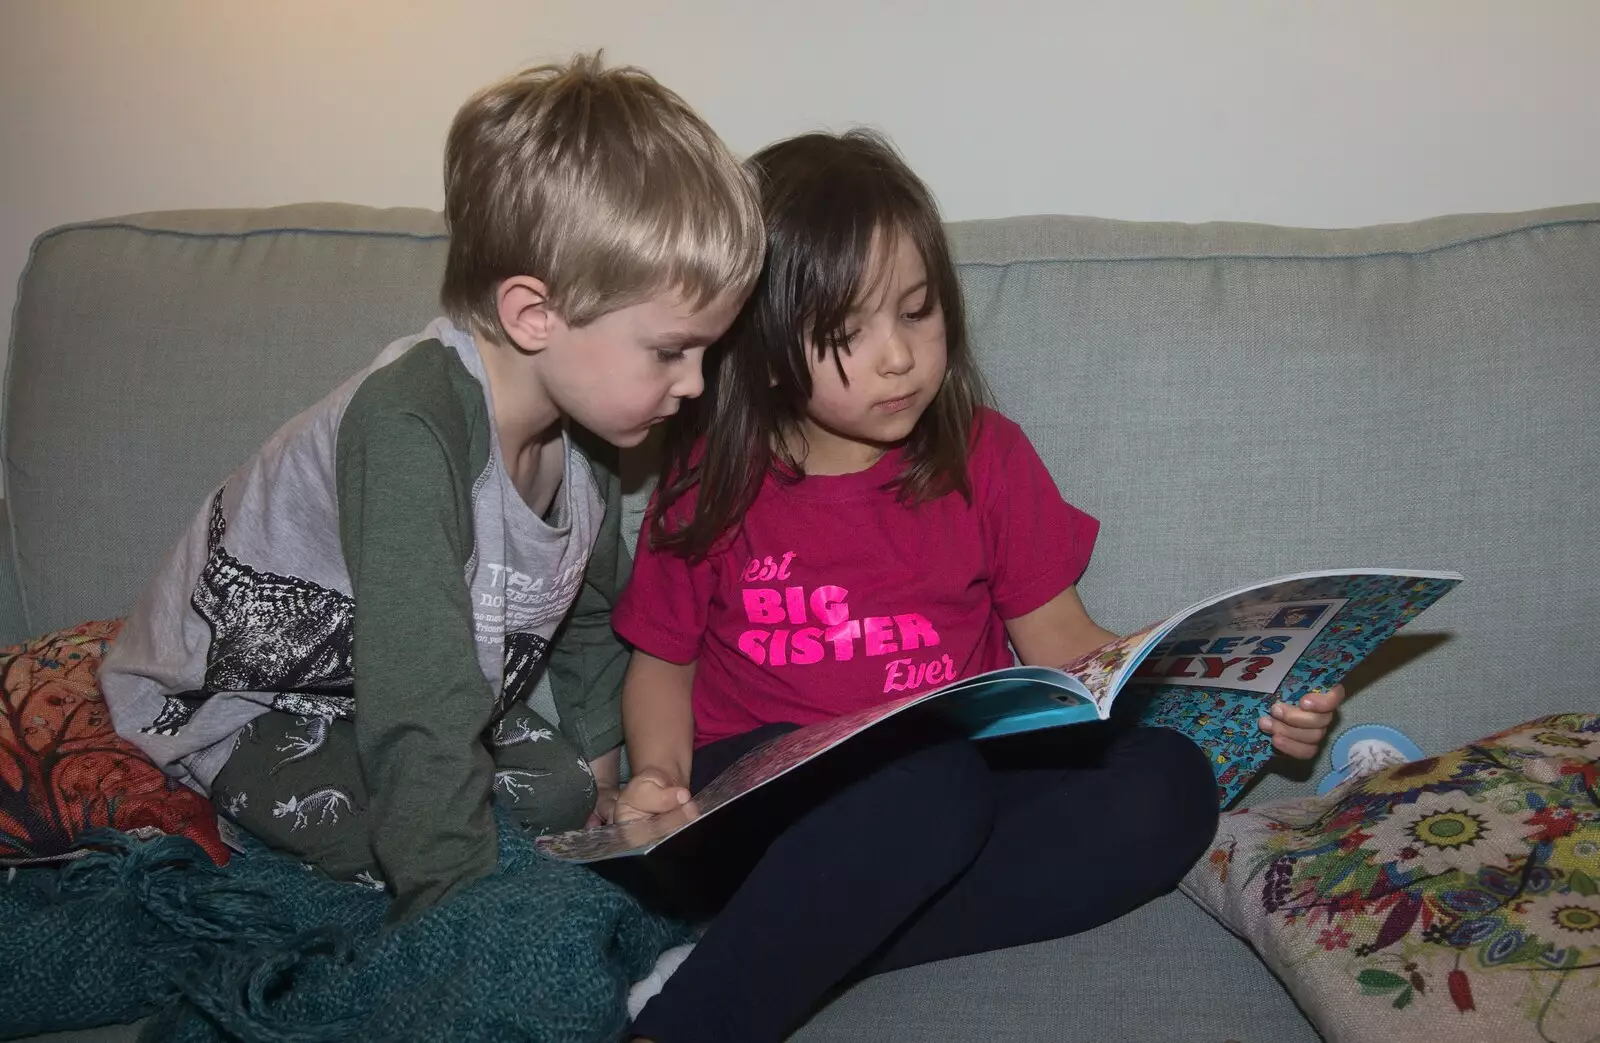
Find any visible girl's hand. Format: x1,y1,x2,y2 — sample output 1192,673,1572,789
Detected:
615,768,692,823
1259,684,1346,759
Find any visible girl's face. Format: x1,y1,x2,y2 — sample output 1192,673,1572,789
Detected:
795,229,948,474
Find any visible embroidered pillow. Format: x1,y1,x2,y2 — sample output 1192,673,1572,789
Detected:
1182,713,1599,1043
0,619,227,864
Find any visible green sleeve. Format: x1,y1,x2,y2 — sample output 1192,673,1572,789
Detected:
545,427,631,760
336,364,498,921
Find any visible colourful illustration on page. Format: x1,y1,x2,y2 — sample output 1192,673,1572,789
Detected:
1058,621,1166,716
1137,573,1460,808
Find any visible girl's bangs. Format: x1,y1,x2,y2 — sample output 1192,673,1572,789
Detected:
803,208,928,360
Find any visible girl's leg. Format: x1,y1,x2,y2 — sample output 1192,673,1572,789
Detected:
631,719,998,1043
860,724,1220,975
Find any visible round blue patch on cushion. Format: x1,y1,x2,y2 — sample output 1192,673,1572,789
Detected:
1315,723,1428,795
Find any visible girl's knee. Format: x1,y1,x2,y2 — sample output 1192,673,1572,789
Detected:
874,735,995,849
1119,727,1221,860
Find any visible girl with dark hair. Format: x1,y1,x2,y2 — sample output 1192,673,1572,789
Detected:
612,130,1345,1042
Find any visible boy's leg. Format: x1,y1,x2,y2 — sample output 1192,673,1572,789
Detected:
212,703,598,887
211,710,382,884
630,718,997,1043
487,702,597,835
859,724,1221,975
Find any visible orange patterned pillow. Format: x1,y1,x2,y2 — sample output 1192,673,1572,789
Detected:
0,619,227,865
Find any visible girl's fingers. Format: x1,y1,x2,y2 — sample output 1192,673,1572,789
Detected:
1260,715,1327,758
1273,734,1320,759
1296,684,1347,714
1274,722,1327,745
1274,704,1332,729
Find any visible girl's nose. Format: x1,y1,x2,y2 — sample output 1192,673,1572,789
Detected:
878,327,914,376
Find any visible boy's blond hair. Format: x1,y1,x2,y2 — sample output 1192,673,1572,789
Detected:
441,52,763,337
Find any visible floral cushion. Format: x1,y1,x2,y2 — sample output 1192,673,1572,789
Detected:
1182,713,1599,1043
0,619,227,864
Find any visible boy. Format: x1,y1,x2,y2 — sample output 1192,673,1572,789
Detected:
101,54,762,920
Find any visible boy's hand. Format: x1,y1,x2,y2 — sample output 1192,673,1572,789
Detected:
587,786,621,828
615,768,692,823
1259,684,1345,759
583,748,623,827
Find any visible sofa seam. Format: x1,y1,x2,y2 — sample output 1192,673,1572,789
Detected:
31,222,448,248
951,215,1600,268
31,212,1598,260
1,224,43,634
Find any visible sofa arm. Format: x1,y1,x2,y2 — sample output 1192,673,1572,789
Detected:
0,499,29,648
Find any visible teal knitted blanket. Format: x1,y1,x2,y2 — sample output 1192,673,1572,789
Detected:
0,814,689,1042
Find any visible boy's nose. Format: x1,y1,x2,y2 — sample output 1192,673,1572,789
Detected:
674,357,706,399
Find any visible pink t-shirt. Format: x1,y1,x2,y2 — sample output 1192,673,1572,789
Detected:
613,409,1100,748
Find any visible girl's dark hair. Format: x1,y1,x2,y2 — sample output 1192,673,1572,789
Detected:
651,128,987,559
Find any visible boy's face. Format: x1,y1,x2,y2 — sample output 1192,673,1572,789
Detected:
537,289,745,447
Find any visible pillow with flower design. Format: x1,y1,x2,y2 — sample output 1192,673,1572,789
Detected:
1,619,227,865
1181,713,1599,1043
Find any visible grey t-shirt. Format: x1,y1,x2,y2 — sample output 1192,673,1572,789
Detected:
101,315,626,821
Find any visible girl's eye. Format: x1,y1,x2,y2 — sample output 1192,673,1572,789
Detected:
822,330,859,356
655,348,686,364
903,301,935,322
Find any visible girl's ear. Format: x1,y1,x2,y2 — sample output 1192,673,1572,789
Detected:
495,275,561,353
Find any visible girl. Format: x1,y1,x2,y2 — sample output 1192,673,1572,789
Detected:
611,130,1343,1042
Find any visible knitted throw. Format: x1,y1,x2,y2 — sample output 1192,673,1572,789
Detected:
0,813,689,1042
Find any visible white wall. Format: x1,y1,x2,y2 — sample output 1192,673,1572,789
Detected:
3,0,1598,393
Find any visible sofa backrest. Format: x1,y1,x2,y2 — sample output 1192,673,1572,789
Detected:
7,202,1598,801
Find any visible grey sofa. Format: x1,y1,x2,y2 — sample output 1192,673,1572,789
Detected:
6,202,1598,1042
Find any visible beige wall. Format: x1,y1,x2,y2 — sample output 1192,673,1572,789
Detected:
3,0,1598,404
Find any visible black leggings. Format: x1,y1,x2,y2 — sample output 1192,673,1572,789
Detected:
628,713,1220,1042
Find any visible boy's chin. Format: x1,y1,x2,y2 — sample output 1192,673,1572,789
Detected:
596,420,662,449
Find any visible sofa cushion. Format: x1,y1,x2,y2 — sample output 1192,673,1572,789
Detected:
5,205,448,640
947,205,1600,804
0,500,27,648
1181,712,1600,1043
0,619,227,865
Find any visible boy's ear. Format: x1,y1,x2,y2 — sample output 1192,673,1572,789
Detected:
495,275,561,353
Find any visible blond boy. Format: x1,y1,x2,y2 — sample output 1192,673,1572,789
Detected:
102,55,762,919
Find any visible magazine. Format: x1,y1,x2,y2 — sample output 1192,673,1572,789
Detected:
536,568,1461,862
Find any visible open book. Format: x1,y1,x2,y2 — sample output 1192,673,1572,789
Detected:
536,568,1461,863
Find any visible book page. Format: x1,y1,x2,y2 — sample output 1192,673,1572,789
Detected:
1130,596,1345,694
1056,621,1167,716
537,671,1037,862
1133,570,1461,807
